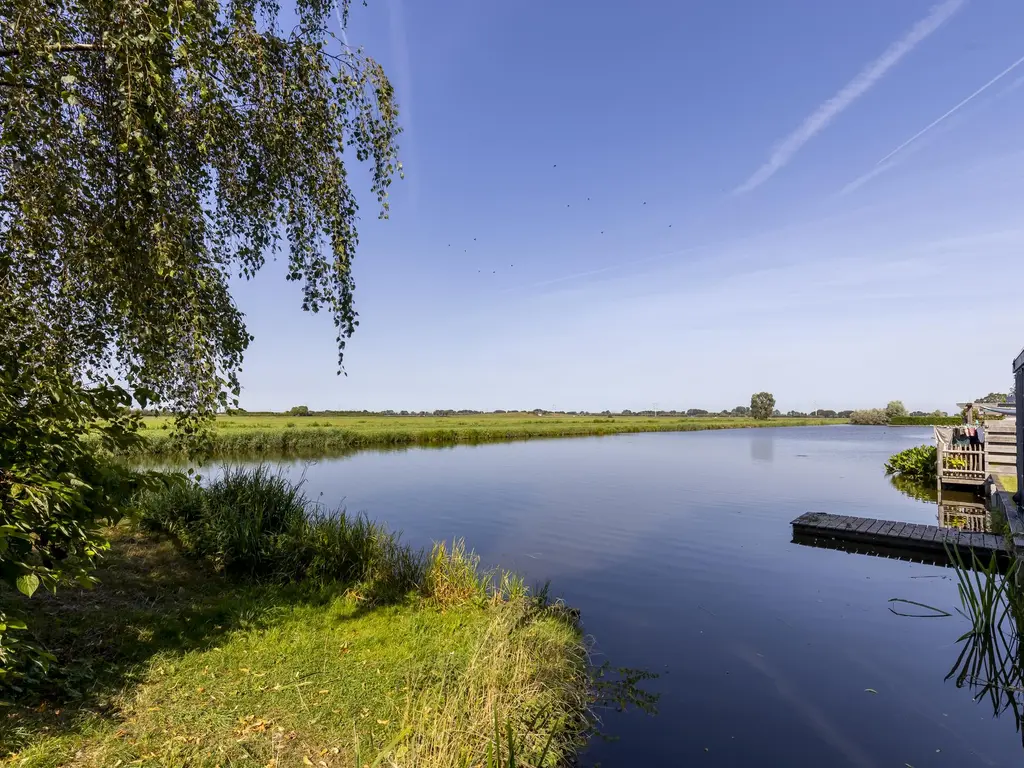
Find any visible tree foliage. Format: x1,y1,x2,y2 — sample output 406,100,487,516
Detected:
0,0,400,682
1,0,402,426
885,400,907,420
750,392,775,421
0,327,169,683
976,392,1010,404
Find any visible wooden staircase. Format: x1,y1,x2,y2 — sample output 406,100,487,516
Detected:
985,419,1018,478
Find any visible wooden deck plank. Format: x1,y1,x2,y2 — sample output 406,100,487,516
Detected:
790,512,1006,562
854,517,875,534
875,521,897,537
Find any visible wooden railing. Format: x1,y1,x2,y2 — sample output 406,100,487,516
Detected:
937,441,986,483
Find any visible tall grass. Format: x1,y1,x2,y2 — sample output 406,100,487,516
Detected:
369,599,589,768
139,467,424,599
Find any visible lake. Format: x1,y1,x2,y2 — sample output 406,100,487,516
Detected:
204,425,1022,766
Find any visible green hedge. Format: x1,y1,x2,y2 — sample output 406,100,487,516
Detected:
889,416,961,426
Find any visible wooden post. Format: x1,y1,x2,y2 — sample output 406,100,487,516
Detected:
1014,347,1024,506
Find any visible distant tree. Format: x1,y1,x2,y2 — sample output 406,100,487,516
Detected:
837,410,854,418
931,409,948,418
977,392,1009,404
787,410,807,418
620,409,633,416
812,409,837,418
885,401,907,420
686,409,709,417
850,409,888,425
732,405,751,417
772,409,781,417
288,405,311,416
750,392,776,420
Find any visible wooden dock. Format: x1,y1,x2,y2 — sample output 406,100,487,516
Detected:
792,512,1006,562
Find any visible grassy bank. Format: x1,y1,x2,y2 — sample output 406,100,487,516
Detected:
0,472,590,767
135,413,846,457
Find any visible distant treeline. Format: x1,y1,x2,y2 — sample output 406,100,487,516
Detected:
138,406,859,418
135,406,965,420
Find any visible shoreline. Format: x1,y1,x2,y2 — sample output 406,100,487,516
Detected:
1,472,594,766
132,415,850,458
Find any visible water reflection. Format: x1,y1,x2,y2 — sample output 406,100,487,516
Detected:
946,558,1024,747
750,433,774,463
888,476,995,532
888,474,937,503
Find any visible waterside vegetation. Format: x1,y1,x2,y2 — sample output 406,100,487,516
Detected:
0,469,605,766
131,413,847,457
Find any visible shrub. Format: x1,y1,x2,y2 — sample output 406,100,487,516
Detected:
885,445,937,483
849,408,889,425
1,357,167,684
139,467,424,596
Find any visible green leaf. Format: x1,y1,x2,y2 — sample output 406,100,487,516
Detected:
60,74,76,85
16,573,40,598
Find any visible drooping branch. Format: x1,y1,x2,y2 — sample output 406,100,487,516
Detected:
0,42,104,58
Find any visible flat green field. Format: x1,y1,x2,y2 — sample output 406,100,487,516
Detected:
137,413,847,457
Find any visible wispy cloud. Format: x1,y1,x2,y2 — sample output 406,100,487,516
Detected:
840,51,1024,194
734,0,965,195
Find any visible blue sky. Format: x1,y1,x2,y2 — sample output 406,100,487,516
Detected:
232,0,1024,413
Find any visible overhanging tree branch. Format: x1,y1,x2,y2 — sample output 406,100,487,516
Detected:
0,43,104,58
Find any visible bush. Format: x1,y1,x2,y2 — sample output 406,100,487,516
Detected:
885,445,937,483
139,467,422,596
1,357,167,684
849,408,889,425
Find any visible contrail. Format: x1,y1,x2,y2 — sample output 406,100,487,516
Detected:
840,51,1024,194
735,0,965,195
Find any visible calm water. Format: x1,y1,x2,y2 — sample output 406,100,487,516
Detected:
212,426,1022,766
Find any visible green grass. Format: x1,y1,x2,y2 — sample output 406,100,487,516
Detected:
1,470,591,766
997,474,1018,494
133,413,847,457
0,528,587,767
